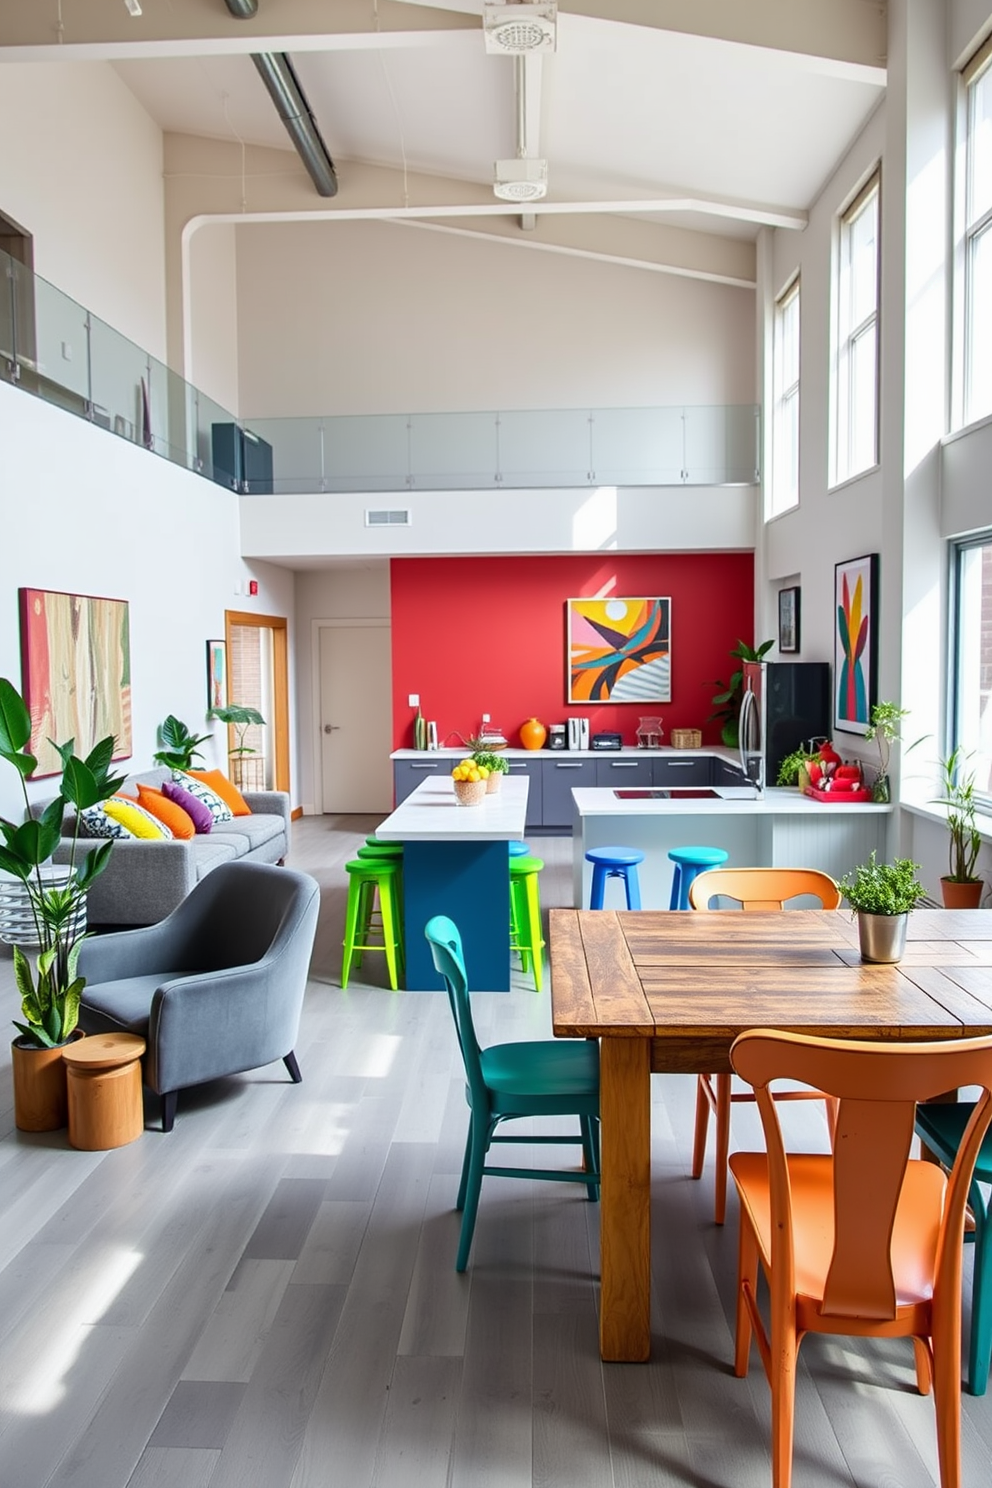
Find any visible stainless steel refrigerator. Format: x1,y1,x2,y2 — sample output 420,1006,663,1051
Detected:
738,661,831,792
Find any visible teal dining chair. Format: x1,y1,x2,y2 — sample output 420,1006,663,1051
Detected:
915,1100,992,1395
425,914,601,1271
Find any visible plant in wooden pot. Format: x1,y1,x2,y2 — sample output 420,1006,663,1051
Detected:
472,751,509,794
209,703,266,790
933,747,985,908
838,851,927,964
0,678,124,1131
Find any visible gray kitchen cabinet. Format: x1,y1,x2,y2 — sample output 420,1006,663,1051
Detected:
594,756,655,789
652,756,714,787
393,757,447,804
712,758,746,788
504,757,543,833
542,757,597,827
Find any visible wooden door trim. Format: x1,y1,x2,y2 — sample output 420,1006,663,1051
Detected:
224,610,290,795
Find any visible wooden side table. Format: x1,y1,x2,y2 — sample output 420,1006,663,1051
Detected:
62,1033,147,1150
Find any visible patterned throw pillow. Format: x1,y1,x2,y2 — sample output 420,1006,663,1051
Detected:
79,803,132,839
104,797,174,840
135,784,197,840
162,779,214,834
171,770,234,825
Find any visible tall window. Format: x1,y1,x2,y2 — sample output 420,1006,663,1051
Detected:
770,277,800,516
951,534,992,801
834,173,880,483
964,39,992,425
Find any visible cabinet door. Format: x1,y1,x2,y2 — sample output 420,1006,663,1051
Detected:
505,758,544,832
542,758,597,827
393,758,446,804
595,756,655,788
714,759,746,788
653,756,714,787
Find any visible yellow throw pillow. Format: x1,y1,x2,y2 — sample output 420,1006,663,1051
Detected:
104,796,174,840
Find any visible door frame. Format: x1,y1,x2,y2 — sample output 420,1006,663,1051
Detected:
224,609,290,794
312,618,392,815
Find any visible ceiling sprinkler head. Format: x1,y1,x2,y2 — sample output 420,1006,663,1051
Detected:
483,3,557,55
493,158,548,201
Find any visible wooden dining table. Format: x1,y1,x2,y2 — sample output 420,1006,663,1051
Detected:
549,906,992,1363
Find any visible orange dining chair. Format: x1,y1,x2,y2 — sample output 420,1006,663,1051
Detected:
728,1028,992,1488
687,867,842,1223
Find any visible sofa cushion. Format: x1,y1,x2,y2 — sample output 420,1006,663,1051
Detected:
80,973,196,1036
171,770,234,824
162,780,214,833
210,813,285,851
186,769,252,817
192,839,244,880
136,784,196,840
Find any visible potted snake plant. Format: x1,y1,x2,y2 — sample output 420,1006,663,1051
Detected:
0,677,124,1130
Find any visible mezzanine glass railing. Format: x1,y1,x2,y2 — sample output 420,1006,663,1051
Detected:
0,247,760,494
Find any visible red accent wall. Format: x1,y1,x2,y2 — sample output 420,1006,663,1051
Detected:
390,554,755,750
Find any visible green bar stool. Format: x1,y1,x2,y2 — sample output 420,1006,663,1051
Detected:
510,854,545,992
362,836,404,857
358,841,405,926
341,858,403,991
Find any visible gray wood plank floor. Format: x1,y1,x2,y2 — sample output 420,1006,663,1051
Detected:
0,815,990,1487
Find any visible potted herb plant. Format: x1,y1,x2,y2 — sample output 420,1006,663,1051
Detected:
863,700,926,803
776,744,821,790
210,703,266,789
707,638,774,748
152,714,211,772
838,851,927,963
933,747,984,908
472,750,510,794
0,677,124,1130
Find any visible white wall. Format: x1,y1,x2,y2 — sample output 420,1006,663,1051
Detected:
232,218,755,418
187,223,240,415
0,62,167,361
294,564,392,815
0,383,298,822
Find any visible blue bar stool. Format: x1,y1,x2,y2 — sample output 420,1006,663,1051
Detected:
667,845,729,910
509,840,530,857
586,846,645,910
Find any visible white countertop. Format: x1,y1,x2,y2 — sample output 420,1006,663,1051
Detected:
391,745,738,763
376,775,529,842
573,786,892,817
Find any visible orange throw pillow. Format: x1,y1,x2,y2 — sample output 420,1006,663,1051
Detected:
136,784,196,839
186,768,252,816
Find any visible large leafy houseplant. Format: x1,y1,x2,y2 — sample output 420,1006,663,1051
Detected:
209,703,265,758
152,714,211,771
707,638,774,748
0,677,124,1048
933,747,984,905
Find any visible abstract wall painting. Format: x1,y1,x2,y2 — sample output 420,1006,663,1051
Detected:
207,639,227,710
567,596,671,703
833,554,878,735
19,588,132,777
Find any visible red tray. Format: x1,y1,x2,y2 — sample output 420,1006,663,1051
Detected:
803,785,873,804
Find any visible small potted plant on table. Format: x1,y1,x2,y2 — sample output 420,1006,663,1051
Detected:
472,750,509,794
839,851,928,963
933,747,985,908
0,678,124,1129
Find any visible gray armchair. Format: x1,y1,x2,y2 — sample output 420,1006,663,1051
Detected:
77,861,320,1130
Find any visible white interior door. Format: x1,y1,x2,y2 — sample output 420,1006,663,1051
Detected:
319,623,393,813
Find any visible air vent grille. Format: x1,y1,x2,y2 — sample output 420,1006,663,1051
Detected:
365,508,411,527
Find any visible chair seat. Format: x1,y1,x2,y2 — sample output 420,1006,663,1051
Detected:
480,1039,599,1099
81,973,196,1035
730,1151,945,1310
916,1101,992,1180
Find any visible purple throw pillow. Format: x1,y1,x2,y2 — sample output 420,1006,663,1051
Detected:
162,779,213,834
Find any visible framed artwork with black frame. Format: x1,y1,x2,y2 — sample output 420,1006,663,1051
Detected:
833,553,879,735
778,586,800,654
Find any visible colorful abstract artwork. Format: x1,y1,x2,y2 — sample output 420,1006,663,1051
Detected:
567,596,671,703
19,588,132,777
833,555,878,735
207,639,227,710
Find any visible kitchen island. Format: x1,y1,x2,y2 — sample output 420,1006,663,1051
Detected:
375,775,529,990
572,785,892,908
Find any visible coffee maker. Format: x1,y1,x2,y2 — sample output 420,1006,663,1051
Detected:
548,724,567,750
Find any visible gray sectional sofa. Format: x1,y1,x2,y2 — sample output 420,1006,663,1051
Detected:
48,766,291,927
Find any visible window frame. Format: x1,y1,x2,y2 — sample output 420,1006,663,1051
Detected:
769,274,801,517
962,36,992,427
949,530,992,810
832,170,881,486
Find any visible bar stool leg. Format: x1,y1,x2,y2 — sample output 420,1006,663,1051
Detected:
625,865,642,910
379,880,400,992
590,863,607,910
669,862,683,911
341,877,363,989
522,870,544,991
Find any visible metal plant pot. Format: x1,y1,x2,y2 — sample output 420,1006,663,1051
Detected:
858,911,908,964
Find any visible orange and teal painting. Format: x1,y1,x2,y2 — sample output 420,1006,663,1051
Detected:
567,596,671,703
19,588,132,777
833,555,877,735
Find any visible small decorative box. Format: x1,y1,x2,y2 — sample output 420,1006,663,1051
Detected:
670,729,702,749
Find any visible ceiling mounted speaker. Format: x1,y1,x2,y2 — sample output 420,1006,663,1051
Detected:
493,158,548,200
483,2,557,54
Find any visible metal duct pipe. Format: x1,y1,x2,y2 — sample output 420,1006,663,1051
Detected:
223,0,338,197
251,53,338,197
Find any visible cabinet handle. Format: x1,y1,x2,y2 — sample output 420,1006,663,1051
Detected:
554,762,583,769
607,761,639,768
666,760,697,767
409,762,440,770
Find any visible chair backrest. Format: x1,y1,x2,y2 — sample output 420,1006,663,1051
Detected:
425,915,488,1110
161,860,320,970
730,1029,992,1321
688,866,841,911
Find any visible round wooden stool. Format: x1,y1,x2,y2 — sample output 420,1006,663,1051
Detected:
62,1033,146,1150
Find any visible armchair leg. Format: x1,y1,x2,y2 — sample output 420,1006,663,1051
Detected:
161,1090,178,1132
284,1050,303,1083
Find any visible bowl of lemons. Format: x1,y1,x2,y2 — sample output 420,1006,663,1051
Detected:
451,758,489,805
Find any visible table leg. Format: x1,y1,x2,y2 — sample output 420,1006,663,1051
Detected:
600,1036,652,1361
